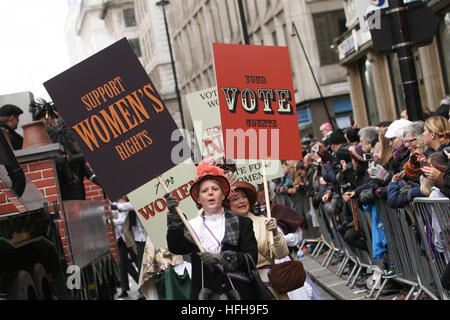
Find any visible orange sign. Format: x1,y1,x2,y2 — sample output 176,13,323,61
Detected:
213,43,302,160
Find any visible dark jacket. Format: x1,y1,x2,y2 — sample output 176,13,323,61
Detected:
167,209,258,300
0,121,23,150
387,180,424,209
440,159,450,199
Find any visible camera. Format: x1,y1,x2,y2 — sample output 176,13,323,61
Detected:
363,153,374,161
340,183,352,195
333,161,352,174
333,162,343,173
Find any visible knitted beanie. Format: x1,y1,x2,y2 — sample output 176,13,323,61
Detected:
349,144,366,163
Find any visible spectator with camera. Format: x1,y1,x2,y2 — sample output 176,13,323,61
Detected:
333,144,372,254
321,129,350,189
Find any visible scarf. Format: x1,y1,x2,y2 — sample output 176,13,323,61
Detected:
393,143,408,162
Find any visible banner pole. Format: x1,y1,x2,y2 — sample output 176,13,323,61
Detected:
260,160,274,258
158,176,205,252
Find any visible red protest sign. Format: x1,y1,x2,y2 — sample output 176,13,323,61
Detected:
213,43,302,160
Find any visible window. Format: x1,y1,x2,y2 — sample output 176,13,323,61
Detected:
128,38,142,57
297,107,312,128
333,97,353,129
359,57,380,125
123,8,137,27
272,30,278,46
312,10,346,65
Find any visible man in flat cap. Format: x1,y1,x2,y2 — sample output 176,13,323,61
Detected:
0,104,24,150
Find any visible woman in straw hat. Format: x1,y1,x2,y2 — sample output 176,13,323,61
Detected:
165,159,258,300
226,181,290,300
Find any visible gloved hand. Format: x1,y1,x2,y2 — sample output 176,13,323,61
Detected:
109,201,118,211
265,218,279,236
164,193,179,214
197,252,222,265
369,164,390,182
164,193,183,230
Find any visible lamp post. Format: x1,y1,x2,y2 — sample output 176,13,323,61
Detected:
156,0,185,129
388,0,423,121
237,0,249,45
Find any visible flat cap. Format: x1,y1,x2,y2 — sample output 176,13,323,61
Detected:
0,104,24,117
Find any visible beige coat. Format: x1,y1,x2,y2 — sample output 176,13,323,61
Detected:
246,212,290,300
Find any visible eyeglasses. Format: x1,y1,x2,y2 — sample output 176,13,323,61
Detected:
404,138,417,145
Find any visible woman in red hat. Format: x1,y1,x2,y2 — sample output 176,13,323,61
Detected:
226,181,289,300
165,159,258,300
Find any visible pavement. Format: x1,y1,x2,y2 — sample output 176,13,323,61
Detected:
300,254,370,300
112,247,406,301
298,247,406,301
114,274,142,300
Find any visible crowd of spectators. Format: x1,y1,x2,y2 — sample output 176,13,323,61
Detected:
269,96,450,296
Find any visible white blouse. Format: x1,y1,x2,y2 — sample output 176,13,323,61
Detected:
189,210,226,254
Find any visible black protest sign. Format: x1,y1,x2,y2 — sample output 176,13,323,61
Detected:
44,38,189,201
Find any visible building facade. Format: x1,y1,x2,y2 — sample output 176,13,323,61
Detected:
65,0,182,128
164,0,352,138
335,0,450,127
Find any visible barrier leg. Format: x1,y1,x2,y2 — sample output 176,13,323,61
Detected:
311,242,321,257
324,250,337,268
350,265,362,288
299,240,306,251
346,263,358,286
313,242,324,258
375,278,389,300
413,288,422,300
369,275,382,298
322,248,334,267
405,285,417,300
336,256,348,276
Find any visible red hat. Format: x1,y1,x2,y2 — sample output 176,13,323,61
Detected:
320,122,333,133
189,158,231,206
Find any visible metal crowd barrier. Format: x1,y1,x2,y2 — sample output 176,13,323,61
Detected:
371,199,445,300
412,198,450,300
352,204,384,297
299,198,321,251
313,205,342,267
374,199,425,299
278,189,450,300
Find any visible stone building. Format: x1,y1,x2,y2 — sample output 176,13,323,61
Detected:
335,0,450,127
162,0,352,138
65,0,182,128
66,0,354,137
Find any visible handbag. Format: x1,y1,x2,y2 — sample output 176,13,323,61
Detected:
243,253,276,300
198,261,241,300
267,254,306,294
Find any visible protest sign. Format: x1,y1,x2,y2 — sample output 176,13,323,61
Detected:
127,159,198,249
44,38,189,201
212,43,302,161
186,87,284,184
